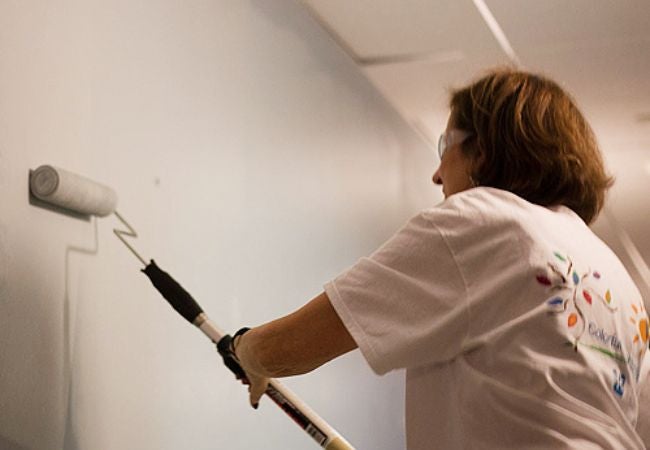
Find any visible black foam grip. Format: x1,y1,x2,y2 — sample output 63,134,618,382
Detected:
142,260,204,324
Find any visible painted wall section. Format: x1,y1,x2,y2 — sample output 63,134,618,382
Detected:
0,1,438,449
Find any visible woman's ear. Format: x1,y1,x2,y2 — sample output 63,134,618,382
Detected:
468,144,486,186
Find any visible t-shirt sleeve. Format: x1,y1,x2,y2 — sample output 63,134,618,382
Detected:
324,210,470,375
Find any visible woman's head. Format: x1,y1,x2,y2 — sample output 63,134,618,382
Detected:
434,67,613,224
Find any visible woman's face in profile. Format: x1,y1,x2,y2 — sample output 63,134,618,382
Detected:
432,114,476,199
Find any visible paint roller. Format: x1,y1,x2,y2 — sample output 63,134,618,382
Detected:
29,165,355,450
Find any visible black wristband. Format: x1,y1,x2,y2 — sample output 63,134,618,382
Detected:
217,327,251,380
232,327,251,350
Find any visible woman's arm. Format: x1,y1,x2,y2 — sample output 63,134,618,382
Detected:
234,291,357,406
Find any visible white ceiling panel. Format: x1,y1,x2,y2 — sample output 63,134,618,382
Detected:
301,0,505,62
485,0,650,52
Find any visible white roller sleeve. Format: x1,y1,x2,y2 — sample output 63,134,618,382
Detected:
29,165,118,217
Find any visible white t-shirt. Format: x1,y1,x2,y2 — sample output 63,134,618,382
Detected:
325,187,648,450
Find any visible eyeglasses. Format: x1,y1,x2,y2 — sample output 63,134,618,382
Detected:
437,129,472,160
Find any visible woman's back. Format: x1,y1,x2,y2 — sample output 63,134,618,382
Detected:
428,188,644,449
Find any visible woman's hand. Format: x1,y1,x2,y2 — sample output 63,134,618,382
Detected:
232,332,270,409
217,329,268,409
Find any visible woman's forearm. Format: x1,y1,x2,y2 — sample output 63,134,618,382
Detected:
235,292,357,378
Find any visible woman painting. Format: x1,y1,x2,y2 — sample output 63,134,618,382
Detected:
220,68,648,449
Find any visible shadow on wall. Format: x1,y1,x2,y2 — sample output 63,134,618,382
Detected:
61,220,99,450
0,435,29,450
63,409,80,450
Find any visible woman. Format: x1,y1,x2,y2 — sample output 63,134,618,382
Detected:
220,68,648,449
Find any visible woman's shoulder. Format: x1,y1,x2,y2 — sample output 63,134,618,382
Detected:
420,187,534,227
418,187,593,263
438,187,534,211
424,187,584,228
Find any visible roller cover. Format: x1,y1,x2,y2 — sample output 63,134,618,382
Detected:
142,260,204,324
29,165,117,217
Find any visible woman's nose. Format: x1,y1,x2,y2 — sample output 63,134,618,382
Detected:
432,167,442,185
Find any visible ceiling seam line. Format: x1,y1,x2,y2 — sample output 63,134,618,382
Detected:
471,0,522,67
298,0,364,64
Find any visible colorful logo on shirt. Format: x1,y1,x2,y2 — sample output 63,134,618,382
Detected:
613,369,626,397
536,251,649,389
629,301,649,360
536,251,618,351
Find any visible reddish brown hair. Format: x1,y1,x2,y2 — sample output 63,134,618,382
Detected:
450,67,613,224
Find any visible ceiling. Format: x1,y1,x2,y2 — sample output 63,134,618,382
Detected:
300,0,650,293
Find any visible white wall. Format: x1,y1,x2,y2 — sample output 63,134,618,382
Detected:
0,1,437,449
